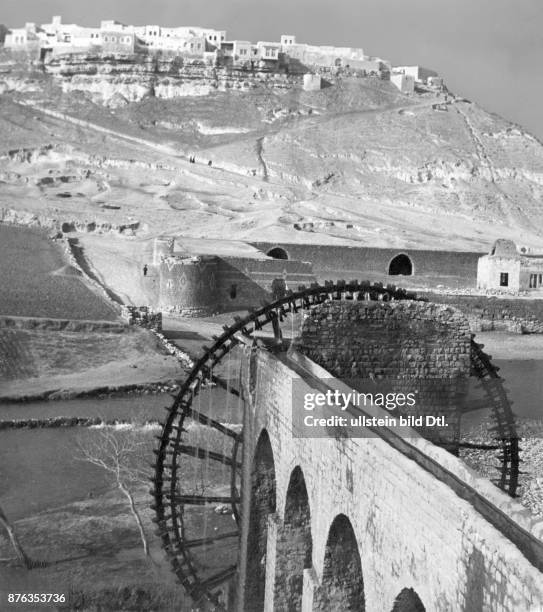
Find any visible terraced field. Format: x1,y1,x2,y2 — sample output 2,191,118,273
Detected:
0,224,117,320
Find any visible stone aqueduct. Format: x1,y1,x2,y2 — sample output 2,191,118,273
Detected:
240,350,542,611
153,284,543,611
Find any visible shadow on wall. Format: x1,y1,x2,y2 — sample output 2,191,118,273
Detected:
156,253,314,316
313,514,365,611
216,259,271,312
245,430,276,612
274,466,312,610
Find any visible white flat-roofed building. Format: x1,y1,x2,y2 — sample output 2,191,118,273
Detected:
390,72,415,94
99,30,137,53
394,65,438,83
477,239,543,292
256,41,281,61
280,34,296,46
100,20,133,33
221,40,252,63
132,25,223,52
233,40,252,59
4,27,32,47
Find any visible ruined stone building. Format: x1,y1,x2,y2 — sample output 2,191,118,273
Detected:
477,239,543,292
143,237,315,316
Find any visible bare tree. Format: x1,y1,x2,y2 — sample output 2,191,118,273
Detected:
76,426,157,563
0,504,31,568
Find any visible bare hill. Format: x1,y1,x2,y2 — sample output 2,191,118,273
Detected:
1,67,543,252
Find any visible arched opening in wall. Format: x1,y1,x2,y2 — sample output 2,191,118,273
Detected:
244,430,276,612
388,253,413,276
391,587,426,612
313,514,364,611
274,466,312,611
267,247,289,260
230,284,237,299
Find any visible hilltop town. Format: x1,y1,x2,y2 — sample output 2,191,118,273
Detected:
1,15,442,95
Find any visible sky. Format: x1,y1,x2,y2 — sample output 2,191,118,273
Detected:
3,0,543,140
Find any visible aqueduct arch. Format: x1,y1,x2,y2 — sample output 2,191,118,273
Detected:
313,514,365,611
244,429,276,611
274,466,313,610
391,587,426,612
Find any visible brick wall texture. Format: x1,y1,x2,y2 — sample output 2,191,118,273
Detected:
291,301,471,446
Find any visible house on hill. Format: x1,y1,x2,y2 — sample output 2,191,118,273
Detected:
4,23,41,51
391,72,415,94
394,65,438,83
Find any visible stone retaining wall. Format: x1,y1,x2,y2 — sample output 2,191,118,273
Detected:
423,293,543,333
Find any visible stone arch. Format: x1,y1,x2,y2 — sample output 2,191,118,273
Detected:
244,429,276,611
391,587,426,612
274,466,313,610
388,253,413,276
313,514,365,611
267,246,289,260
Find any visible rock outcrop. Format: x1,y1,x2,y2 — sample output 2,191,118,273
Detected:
43,54,300,105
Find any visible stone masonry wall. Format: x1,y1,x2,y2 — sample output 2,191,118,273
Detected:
251,241,482,287
216,257,315,310
158,257,220,316
291,301,471,445
239,345,543,611
155,255,315,316
423,293,543,333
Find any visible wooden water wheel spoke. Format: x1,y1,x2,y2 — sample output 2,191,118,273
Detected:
456,442,502,450
177,445,242,469
182,531,240,550
168,494,241,505
185,407,241,439
200,565,238,590
462,398,492,413
210,374,241,397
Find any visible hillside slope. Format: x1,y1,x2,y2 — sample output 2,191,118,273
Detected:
1,66,543,252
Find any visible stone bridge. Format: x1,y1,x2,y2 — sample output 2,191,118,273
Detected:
234,301,543,611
